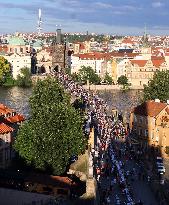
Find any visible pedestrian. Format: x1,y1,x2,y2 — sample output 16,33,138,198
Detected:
106,195,111,205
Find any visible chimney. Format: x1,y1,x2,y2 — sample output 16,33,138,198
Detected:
56,29,62,44
155,99,160,103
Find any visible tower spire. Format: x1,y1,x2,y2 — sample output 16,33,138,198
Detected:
37,8,42,35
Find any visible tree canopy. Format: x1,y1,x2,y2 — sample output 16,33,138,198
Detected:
78,66,101,85
16,67,32,87
104,72,113,85
14,77,87,175
117,75,128,85
143,70,169,102
0,56,11,84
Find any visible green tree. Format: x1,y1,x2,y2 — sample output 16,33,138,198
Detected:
14,77,87,175
2,72,16,87
0,56,11,84
117,75,128,85
78,66,101,85
71,72,80,82
104,72,113,85
16,67,32,87
143,70,169,102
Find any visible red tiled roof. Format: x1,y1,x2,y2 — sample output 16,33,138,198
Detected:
132,100,167,117
151,59,165,68
166,107,169,115
6,114,25,123
73,52,140,60
0,105,14,115
130,60,147,67
0,123,13,134
122,38,133,44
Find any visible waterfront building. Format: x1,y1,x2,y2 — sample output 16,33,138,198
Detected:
4,53,31,79
7,35,30,54
126,58,168,87
71,52,105,75
0,104,25,168
36,48,52,73
130,100,169,156
52,29,67,70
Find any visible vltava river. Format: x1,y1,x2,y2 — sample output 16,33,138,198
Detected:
0,87,143,120
0,87,32,119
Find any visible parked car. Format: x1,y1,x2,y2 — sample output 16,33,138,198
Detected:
157,165,165,174
156,157,163,166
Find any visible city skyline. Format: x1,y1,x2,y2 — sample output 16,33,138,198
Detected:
0,0,169,35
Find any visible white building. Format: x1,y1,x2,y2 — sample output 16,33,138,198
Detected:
116,59,130,79
4,53,31,79
71,53,104,75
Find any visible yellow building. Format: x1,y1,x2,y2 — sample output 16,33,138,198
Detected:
130,100,169,156
126,58,168,87
111,59,117,82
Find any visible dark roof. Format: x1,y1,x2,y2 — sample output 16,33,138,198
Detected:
25,174,73,188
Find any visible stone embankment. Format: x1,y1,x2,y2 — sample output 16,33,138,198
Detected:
83,84,144,91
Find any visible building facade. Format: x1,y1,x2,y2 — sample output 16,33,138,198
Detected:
0,104,25,168
130,100,169,156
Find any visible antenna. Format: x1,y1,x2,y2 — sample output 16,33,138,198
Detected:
37,8,42,35
144,23,147,36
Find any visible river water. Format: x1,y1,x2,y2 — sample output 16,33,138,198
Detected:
0,87,143,119
0,87,32,119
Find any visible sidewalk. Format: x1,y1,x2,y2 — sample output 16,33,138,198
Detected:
125,160,159,205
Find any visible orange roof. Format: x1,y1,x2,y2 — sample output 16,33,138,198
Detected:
166,107,169,115
0,103,14,115
0,123,13,134
132,100,167,117
73,52,140,60
122,38,133,44
6,114,25,123
151,59,165,68
130,60,147,67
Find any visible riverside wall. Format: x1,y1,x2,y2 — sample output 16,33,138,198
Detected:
83,84,144,91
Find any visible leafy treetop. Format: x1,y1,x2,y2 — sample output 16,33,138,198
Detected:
0,56,11,84
117,75,128,85
78,66,101,85
14,77,87,175
143,70,169,102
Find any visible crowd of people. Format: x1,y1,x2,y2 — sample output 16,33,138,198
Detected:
53,71,145,205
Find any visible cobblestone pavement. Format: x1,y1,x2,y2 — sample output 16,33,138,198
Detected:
97,140,159,205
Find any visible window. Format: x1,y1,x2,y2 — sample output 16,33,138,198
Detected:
145,130,148,137
139,116,143,124
20,48,23,53
139,129,142,135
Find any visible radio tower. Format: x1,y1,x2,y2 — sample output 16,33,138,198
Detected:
37,8,42,35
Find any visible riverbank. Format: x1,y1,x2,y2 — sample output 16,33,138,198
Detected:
83,84,144,91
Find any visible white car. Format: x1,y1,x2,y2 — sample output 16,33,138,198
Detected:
157,165,165,174
156,157,164,166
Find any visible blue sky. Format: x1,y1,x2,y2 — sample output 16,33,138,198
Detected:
0,0,169,35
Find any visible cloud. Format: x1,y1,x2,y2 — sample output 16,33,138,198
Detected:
94,2,113,9
152,1,164,8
